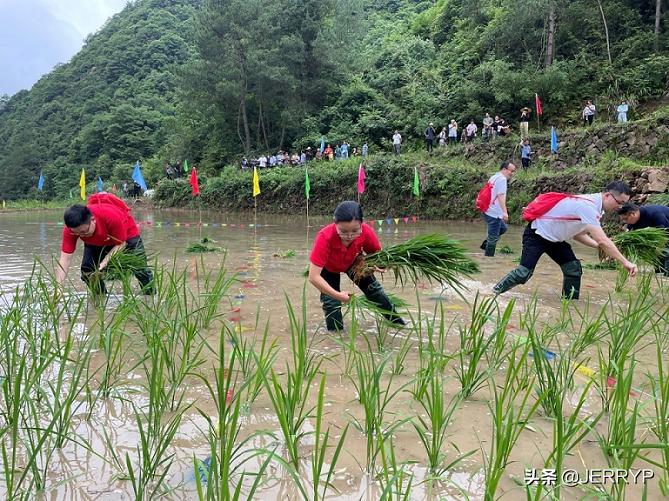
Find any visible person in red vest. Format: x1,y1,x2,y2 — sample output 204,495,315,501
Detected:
493,181,637,299
55,195,153,295
308,201,405,331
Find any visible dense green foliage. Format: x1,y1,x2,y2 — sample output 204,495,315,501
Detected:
0,0,667,199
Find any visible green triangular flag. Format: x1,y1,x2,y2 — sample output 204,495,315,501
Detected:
305,168,310,200
183,159,189,174
412,167,420,197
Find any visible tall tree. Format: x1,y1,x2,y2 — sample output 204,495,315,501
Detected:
544,1,557,67
656,0,663,52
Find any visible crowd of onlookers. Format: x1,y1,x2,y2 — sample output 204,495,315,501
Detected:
159,99,629,175
238,141,371,169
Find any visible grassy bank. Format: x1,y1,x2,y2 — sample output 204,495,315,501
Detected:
0,199,71,211
153,151,657,223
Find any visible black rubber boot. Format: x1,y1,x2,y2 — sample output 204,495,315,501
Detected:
561,260,582,300
480,240,487,251
493,266,533,294
320,293,343,331
355,275,404,325
484,242,497,257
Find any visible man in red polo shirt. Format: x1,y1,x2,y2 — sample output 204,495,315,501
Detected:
308,201,404,331
55,195,153,295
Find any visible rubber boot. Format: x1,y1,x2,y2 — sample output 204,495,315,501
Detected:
484,241,497,257
480,240,487,251
320,294,343,331
360,279,405,326
560,260,582,299
493,266,533,294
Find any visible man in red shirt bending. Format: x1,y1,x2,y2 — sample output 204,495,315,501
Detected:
55,196,153,295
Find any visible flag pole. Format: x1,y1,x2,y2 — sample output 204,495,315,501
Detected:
306,196,310,228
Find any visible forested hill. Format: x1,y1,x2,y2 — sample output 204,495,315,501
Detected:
1,0,667,200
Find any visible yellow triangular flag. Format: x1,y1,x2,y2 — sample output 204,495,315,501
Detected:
79,169,86,200
252,167,260,197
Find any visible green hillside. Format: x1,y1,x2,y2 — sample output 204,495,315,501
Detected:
0,0,667,200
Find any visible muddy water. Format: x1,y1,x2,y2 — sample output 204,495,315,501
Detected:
0,208,665,500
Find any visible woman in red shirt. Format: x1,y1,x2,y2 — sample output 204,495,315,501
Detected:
308,201,405,331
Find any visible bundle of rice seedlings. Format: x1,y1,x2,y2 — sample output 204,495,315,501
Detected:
103,250,152,280
612,228,669,266
186,240,222,253
351,234,480,291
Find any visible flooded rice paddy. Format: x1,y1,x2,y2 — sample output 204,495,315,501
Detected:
0,208,668,500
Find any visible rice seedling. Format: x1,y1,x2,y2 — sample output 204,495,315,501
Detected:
309,374,349,501
612,228,669,291
186,239,222,253
482,342,541,501
229,315,278,408
262,294,322,470
192,325,278,500
640,335,669,496
349,234,480,294
349,336,411,472
412,302,452,401
499,245,515,254
376,431,414,501
412,369,473,476
455,294,504,399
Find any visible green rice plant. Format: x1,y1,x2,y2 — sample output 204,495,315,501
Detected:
455,294,503,399
376,431,414,501
350,234,480,294
192,325,279,500
499,245,515,254
642,337,669,496
601,283,656,381
261,292,322,470
412,371,473,476
349,336,411,472
412,302,452,401
230,315,278,408
565,297,608,357
612,227,669,266
482,342,541,501
390,327,414,376
186,242,222,253
309,374,349,501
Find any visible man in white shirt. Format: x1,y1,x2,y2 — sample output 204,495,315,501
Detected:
258,155,267,168
481,162,516,256
392,131,402,155
493,181,637,299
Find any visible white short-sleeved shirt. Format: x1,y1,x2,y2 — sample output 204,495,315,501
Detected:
485,172,507,219
393,133,402,145
531,193,603,242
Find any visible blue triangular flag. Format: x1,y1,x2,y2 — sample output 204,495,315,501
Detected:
551,126,558,153
132,161,148,191
97,176,104,192
37,172,45,191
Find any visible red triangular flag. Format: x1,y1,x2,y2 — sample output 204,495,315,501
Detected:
189,167,199,196
403,217,409,224
357,164,366,194
535,93,543,116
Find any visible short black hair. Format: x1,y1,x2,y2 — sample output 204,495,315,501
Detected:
605,181,631,196
500,161,512,170
63,205,92,228
617,202,640,215
334,201,363,222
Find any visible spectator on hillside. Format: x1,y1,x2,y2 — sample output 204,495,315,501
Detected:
362,142,369,158
324,144,334,160
438,127,447,147
392,131,402,155
122,181,128,197
424,122,436,153
306,147,314,160
582,100,596,126
482,113,494,142
241,157,249,170
520,139,532,169
448,120,458,144
316,149,323,161
519,107,531,139
259,155,268,168
495,116,511,136
465,120,478,142
269,154,277,167
300,151,307,165
335,144,342,160
617,100,629,123
341,141,349,159
352,147,359,157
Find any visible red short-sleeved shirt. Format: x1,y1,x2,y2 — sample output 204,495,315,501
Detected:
61,203,140,253
310,223,381,273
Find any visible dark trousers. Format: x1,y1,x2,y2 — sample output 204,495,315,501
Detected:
319,267,403,331
481,214,508,256
521,158,531,169
426,139,434,152
519,226,578,269
81,236,153,294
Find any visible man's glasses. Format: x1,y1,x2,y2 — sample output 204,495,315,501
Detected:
71,221,92,236
607,192,626,206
